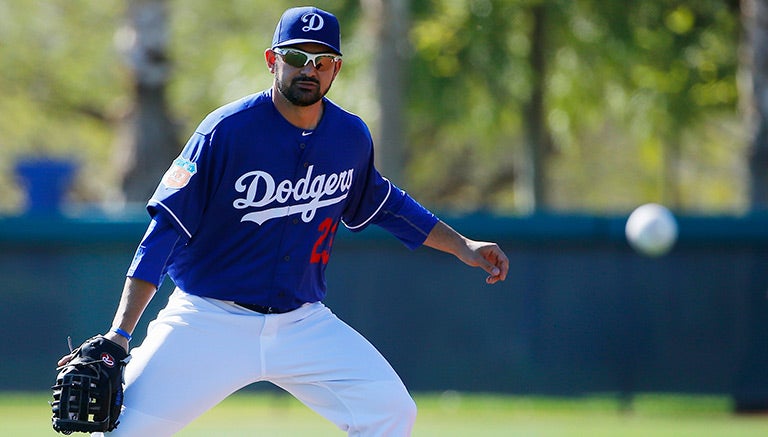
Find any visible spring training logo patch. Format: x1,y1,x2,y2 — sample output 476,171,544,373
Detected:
162,157,197,189
233,165,353,225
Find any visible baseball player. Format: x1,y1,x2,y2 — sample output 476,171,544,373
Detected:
57,6,508,436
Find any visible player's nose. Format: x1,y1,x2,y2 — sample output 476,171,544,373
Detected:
299,63,319,75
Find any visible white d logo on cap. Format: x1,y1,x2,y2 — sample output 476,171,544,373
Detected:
301,13,324,32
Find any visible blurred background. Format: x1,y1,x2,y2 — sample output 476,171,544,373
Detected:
1,0,767,418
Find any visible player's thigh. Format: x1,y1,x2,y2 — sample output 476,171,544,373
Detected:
270,306,416,430
121,291,262,425
270,305,404,383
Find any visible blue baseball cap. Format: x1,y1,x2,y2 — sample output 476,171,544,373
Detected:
272,7,342,55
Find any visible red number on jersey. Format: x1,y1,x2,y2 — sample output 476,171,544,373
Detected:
310,217,339,264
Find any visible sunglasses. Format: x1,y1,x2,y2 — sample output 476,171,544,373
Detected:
273,47,341,72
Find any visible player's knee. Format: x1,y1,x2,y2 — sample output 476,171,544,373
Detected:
399,395,417,424
385,389,417,426
345,381,417,434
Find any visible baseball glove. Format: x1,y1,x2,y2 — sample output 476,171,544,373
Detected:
51,335,130,434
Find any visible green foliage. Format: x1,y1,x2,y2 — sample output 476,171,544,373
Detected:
408,0,529,210
406,0,744,212
0,1,125,211
0,0,366,214
167,0,366,134
0,0,748,215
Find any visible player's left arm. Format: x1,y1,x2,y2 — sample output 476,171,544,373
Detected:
422,220,509,284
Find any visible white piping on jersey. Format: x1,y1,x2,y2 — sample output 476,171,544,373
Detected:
149,200,193,239
343,178,392,230
381,211,431,238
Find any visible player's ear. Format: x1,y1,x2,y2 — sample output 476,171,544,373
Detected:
330,58,342,80
265,49,277,73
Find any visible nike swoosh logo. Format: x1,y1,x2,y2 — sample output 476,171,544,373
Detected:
302,131,313,136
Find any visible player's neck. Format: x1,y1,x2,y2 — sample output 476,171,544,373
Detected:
272,87,324,130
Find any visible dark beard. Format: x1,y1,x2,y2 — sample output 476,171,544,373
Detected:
277,76,326,107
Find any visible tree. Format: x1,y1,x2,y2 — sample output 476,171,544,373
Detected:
405,0,742,213
731,0,768,415
524,2,551,211
743,0,768,210
362,0,409,183
0,0,748,214
0,1,125,212
114,0,179,205
407,0,528,211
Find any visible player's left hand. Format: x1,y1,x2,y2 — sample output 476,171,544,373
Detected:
465,240,509,284
423,221,509,284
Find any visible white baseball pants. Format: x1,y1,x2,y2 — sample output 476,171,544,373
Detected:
97,288,416,436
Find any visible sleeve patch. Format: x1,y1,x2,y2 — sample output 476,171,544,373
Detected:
162,158,197,189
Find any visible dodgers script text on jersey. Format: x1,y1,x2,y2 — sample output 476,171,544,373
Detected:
234,164,354,225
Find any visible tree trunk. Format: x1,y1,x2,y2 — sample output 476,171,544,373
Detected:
362,0,408,184
114,0,179,205
733,1,768,414
524,3,550,212
662,137,682,209
744,0,768,209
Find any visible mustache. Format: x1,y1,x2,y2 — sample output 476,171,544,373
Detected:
292,75,320,85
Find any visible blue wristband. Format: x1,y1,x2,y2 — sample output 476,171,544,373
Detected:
111,327,132,342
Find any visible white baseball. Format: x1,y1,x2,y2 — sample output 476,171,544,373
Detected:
625,203,678,257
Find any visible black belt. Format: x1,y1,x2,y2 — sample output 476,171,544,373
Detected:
233,302,293,314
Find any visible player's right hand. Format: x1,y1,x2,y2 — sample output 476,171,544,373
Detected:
56,332,129,367
102,330,130,353
57,352,74,368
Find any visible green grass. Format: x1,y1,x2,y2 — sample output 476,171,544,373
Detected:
6,391,768,436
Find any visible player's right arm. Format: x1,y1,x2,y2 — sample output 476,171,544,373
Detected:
107,212,181,346
102,277,158,351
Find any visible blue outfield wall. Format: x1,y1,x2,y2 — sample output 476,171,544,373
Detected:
1,212,767,405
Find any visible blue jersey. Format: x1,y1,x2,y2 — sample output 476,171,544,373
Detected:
128,90,438,311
